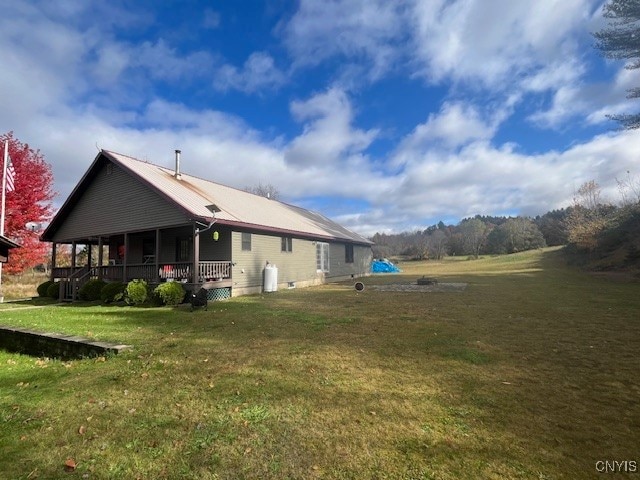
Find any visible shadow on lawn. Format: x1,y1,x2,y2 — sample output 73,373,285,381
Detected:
3,247,639,478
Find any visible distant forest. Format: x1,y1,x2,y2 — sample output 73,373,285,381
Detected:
370,211,565,260
370,180,640,271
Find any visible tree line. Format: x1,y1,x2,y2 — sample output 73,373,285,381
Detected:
371,215,552,260
371,178,640,263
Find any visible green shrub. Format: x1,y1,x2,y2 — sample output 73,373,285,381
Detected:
37,280,55,297
125,279,148,305
154,281,186,306
78,279,106,301
46,282,60,299
100,281,126,303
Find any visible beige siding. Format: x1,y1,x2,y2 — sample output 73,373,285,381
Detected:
231,232,372,293
326,242,373,279
53,163,190,242
231,232,318,290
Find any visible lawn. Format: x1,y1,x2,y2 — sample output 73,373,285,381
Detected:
1,247,638,479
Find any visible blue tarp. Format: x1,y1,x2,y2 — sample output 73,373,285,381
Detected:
371,259,401,273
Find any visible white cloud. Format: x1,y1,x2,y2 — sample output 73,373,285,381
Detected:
214,52,286,93
280,0,598,91
583,66,640,124
281,0,406,79
91,43,132,88
395,102,497,159
528,62,638,128
285,88,378,167
279,0,605,131
139,100,259,138
411,0,594,87
521,60,585,94
135,40,215,83
379,129,640,231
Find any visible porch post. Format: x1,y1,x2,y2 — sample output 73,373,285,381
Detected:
97,237,103,280
71,241,77,302
193,225,200,284
50,243,57,281
155,228,161,283
87,243,92,270
122,233,129,283
71,242,77,270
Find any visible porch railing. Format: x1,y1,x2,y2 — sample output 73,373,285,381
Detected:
199,261,232,281
58,266,91,301
52,266,84,279
159,263,192,281
52,261,232,284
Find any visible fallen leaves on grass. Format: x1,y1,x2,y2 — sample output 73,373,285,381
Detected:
64,458,77,472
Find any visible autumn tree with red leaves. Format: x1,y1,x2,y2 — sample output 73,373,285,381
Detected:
1,132,55,274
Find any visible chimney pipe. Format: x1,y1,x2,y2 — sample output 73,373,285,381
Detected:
174,149,181,180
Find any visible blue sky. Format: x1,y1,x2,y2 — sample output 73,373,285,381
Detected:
1,0,639,235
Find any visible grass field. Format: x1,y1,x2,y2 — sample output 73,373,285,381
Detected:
0,270,47,301
1,247,638,479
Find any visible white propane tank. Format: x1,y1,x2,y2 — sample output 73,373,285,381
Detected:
264,264,278,292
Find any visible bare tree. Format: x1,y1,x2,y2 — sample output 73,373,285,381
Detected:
573,180,603,210
566,181,609,251
426,230,448,260
459,218,489,259
244,182,280,200
616,171,640,205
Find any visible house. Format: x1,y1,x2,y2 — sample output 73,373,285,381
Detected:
41,150,373,301
0,234,19,264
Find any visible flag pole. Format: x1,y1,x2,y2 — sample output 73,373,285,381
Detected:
0,140,7,301
1,140,8,236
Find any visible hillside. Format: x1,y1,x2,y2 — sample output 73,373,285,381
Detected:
565,204,640,276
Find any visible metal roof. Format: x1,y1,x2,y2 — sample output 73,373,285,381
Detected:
98,150,372,245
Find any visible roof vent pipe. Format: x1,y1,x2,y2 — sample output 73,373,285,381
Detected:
174,149,182,180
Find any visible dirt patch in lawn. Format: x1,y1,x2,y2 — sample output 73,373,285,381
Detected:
369,282,467,292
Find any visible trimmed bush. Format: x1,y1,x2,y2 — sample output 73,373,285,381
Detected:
37,280,55,297
46,282,60,299
125,279,148,305
154,281,186,306
78,279,106,301
101,281,126,303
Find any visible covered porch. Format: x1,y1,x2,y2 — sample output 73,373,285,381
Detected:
49,224,233,301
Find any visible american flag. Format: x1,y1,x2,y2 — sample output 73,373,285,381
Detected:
5,155,15,192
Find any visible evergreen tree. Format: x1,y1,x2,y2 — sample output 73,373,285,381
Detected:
593,0,640,129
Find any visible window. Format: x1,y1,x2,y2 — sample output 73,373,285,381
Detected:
345,244,354,263
316,242,329,272
281,237,292,252
176,236,192,262
241,232,252,251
